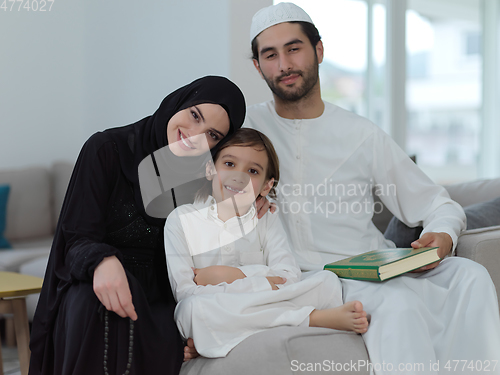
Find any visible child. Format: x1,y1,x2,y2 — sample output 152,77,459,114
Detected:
164,128,369,358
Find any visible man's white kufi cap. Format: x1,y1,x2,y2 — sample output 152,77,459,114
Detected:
250,2,314,43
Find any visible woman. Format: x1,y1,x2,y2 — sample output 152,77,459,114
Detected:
29,76,246,375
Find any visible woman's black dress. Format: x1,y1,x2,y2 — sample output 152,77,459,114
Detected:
31,135,184,375
28,76,246,375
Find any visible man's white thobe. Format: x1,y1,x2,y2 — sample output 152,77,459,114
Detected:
245,100,500,374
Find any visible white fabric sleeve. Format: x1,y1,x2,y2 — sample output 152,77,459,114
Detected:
372,129,466,254
237,264,270,277
236,198,282,279
237,212,302,284
164,211,272,302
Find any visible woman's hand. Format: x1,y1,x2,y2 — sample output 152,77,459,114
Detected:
266,276,287,290
255,196,277,219
193,265,246,286
93,255,138,321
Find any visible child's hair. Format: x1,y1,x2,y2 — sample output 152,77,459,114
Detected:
195,128,280,202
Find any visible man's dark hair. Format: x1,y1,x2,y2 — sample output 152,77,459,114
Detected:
251,21,321,61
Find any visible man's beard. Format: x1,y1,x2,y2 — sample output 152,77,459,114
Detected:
262,56,319,102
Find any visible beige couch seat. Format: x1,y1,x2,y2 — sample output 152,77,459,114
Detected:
0,162,73,271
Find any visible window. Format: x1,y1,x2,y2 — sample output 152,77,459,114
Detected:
291,0,369,116
465,30,481,56
406,0,482,183
284,0,389,132
272,0,499,183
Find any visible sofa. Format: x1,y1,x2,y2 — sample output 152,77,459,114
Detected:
0,161,74,320
181,178,500,375
1,163,499,374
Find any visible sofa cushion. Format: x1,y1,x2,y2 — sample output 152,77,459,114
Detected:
0,237,52,272
0,184,11,248
0,166,52,241
371,193,394,233
464,196,500,229
384,196,500,248
0,247,51,273
373,178,500,236
445,178,500,208
180,327,369,375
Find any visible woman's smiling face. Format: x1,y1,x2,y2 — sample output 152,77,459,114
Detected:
166,103,230,157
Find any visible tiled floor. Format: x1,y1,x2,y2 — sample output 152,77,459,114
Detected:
2,345,21,375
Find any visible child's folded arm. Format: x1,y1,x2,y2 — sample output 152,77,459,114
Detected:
237,263,299,283
194,265,246,285
165,214,273,302
237,264,271,277
167,249,273,302
174,270,272,301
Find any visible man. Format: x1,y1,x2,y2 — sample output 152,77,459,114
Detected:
245,3,500,374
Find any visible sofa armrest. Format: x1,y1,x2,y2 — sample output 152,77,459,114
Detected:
456,225,500,306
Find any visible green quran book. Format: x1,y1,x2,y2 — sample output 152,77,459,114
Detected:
324,247,440,281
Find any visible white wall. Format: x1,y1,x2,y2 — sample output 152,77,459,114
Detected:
81,0,231,136
229,0,273,106
0,1,86,169
0,0,272,170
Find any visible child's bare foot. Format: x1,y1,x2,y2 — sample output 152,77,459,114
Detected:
309,301,369,334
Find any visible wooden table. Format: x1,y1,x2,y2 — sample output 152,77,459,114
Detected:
0,272,43,375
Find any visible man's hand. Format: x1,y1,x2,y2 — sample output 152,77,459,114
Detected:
410,232,453,272
193,266,246,286
183,338,199,362
266,276,287,290
255,196,277,219
93,256,138,321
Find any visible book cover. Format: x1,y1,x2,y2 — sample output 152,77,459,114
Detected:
324,247,440,281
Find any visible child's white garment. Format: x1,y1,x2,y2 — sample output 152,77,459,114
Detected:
174,271,341,357
165,197,343,357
